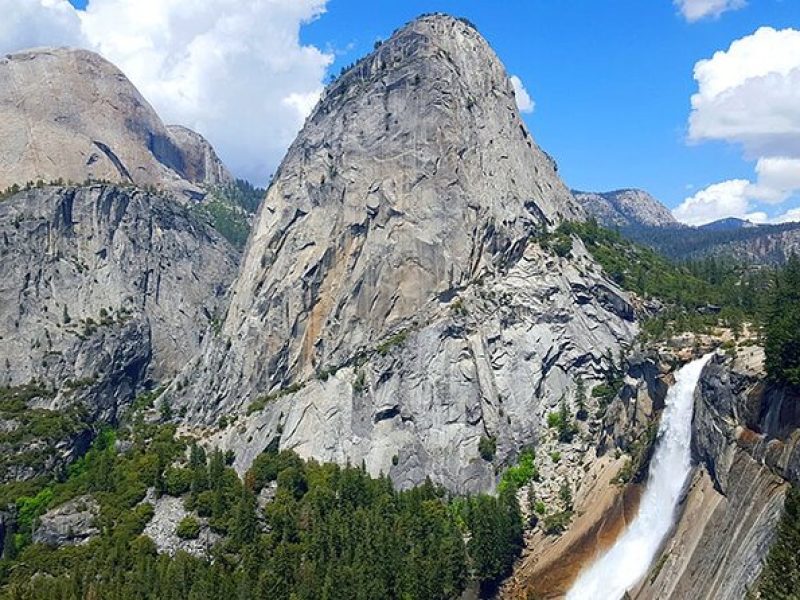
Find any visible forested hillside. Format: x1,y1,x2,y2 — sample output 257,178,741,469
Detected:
0,416,525,599
550,220,773,340
619,221,800,265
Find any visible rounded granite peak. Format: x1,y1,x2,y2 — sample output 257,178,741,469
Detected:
0,45,230,201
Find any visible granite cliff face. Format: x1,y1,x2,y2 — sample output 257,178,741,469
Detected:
174,14,636,492
573,189,679,229
165,125,234,188
0,48,225,201
0,184,237,481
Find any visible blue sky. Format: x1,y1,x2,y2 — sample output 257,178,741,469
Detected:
299,0,800,214
52,1,800,221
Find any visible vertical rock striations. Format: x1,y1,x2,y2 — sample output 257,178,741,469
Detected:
165,125,234,188
0,185,238,424
176,14,636,492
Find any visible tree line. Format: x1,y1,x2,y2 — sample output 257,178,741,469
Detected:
0,419,523,600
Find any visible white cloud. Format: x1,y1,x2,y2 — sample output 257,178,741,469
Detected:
675,0,746,22
510,75,535,114
771,207,800,223
673,179,767,225
748,157,800,203
0,0,86,50
0,0,333,184
679,28,800,225
673,161,800,225
688,27,800,157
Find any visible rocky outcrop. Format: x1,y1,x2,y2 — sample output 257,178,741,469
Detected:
600,351,673,455
0,185,237,445
141,490,219,558
637,347,800,600
699,226,800,266
32,496,100,547
573,189,679,229
0,48,228,202
502,454,642,599
173,14,636,493
165,125,234,188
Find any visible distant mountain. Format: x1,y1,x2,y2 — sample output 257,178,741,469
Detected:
621,221,800,265
698,217,757,231
575,185,800,265
0,47,232,201
573,188,680,229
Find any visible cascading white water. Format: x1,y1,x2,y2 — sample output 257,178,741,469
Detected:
566,353,714,600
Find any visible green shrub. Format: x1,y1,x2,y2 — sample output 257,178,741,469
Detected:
612,458,634,485
247,382,305,414
376,330,408,356
542,510,573,535
353,370,367,394
16,487,54,532
478,436,497,461
175,516,201,540
591,383,618,404
551,236,573,257
164,467,193,497
498,449,536,494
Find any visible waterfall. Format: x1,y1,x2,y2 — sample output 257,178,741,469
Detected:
566,353,714,600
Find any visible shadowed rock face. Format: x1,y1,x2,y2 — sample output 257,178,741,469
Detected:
165,125,234,188
173,14,636,492
33,496,100,547
0,185,238,422
0,48,225,201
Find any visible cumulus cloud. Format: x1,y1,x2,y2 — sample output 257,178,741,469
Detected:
673,180,767,225
510,75,535,113
688,27,800,156
674,0,746,22
673,160,800,225
0,0,86,50
0,0,333,184
749,157,800,204
676,27,800,225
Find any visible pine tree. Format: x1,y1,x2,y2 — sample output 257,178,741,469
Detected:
559,479,573,511
575,377,588,421
557,397,577,443
757,486,800,598
526,485,538,526
230,486,258,546
764,255,800,387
